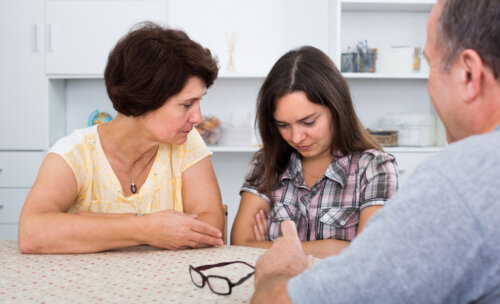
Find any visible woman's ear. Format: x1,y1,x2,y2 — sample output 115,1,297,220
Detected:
459,49,483,103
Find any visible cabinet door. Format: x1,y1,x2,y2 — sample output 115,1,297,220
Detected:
46,0,168,76
391,152,434,187
169,0,330,76
0,152,45,188
0,224,18,240
0,188,30,240
0,189,29,225
0,0,49,150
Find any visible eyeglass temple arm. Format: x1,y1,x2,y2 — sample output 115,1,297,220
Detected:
196,262,234,271
196,260,255,271
233,271,255,287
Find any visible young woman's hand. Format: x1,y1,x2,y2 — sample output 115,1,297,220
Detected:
253,209,269,241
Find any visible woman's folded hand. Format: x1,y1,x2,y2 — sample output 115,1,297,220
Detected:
143,210,223,250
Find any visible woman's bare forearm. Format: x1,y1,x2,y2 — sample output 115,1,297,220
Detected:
233,235,348,258
194,210,224,235
18,212,145,254
302,239,350,258
231,235,274,249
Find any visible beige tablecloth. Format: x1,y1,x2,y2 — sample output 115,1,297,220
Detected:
0,240,266,303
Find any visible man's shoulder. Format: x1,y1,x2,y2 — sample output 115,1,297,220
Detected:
427,129,500,171
411,129,500,212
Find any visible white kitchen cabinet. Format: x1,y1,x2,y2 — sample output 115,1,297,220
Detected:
0,189,30,240
388,148,438,186
45,0,168,77
0,0,49,150
0,189,30,225
202,0,443,225
0,0,64,240
0,152,45,188
332,0,444,178
194,0,443,150
168,0,330,77
43,0,444,242
0,224,18,241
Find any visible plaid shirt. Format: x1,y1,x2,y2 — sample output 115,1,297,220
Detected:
240,150,399,242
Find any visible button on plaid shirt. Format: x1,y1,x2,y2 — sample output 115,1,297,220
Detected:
240,150,399,241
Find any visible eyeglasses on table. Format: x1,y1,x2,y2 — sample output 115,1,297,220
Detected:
189,260,255,295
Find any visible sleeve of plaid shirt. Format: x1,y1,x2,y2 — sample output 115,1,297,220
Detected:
239,156,271,203
359,152,399,209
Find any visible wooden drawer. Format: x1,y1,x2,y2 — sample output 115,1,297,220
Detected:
0,151,44,187
0,224,18,240
0,188,29,224
390,152,434,187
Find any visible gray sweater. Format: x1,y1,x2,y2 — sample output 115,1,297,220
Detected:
288,126,500,303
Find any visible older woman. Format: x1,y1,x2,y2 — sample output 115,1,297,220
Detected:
18,22,224,253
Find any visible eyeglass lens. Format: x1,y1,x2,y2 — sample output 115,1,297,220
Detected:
207,276,230,295
189,267,204,287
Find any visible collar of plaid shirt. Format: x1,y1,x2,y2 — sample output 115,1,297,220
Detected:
280,152,347,188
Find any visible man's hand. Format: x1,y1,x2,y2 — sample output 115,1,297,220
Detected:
254,220,313,290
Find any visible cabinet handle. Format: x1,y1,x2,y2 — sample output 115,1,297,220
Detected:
398,169,406,175
49,23,55,52
34,24,41,53
0,168,3,173
0,204,3,210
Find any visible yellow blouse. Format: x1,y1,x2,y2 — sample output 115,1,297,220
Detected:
48,126,212,214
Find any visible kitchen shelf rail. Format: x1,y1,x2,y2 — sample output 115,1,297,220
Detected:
341,0,436,12
208,145,443,153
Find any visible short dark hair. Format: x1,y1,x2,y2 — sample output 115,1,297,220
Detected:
104,22,218,117
249,46,381,195
438,0,500,79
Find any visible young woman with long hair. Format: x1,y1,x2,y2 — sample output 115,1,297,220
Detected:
231,46,399,258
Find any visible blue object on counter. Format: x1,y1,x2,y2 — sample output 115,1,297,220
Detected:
88,110,113,126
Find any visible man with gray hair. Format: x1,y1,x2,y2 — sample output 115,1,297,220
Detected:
251,0,500,303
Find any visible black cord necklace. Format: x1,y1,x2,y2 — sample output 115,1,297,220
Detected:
109,123,158,194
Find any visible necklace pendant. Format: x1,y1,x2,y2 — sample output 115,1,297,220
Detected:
130,181,137,194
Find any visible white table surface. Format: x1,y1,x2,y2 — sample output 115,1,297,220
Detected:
0,240,266,303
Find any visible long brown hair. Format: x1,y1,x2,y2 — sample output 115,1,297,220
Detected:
248,46,381,195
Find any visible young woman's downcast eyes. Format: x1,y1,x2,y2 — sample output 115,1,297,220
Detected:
275,120,315,128
183,102,193,108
